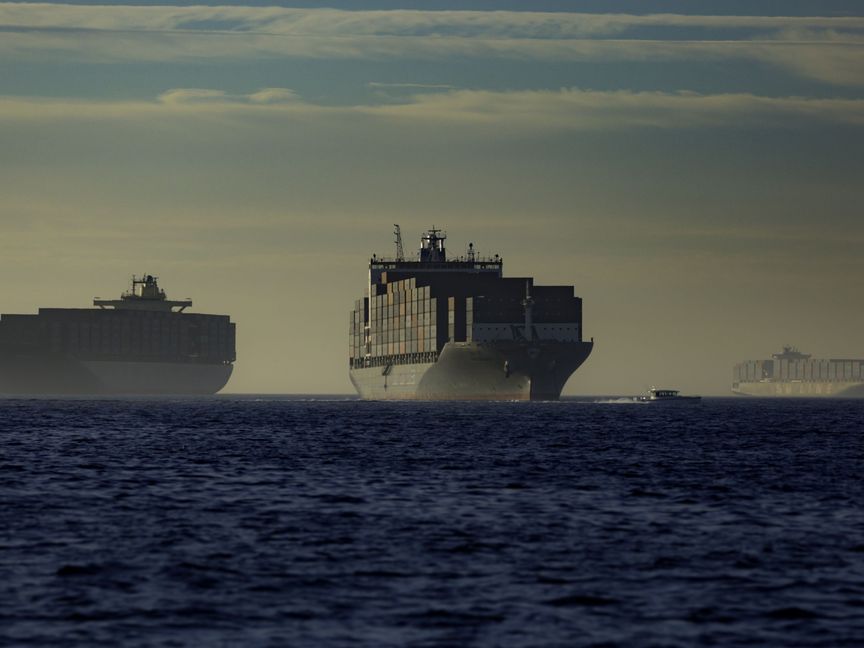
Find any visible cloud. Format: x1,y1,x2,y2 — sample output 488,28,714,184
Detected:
247,88,301,104
158,88,229,104
756,41,864,87
157,87,300,105
1,4,863,85
363,88,864,130
368,82,456,89
2,5,864,38
2,88,861,130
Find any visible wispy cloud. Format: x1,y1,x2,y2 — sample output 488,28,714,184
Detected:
368,82,456,89
158,87,301,105
1,4,862,85
1,88,862,129
158,88,230,105
362,88,864,129
3,5,863,38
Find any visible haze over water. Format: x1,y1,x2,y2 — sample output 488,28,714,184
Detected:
2,0,863,395
3,396,864,646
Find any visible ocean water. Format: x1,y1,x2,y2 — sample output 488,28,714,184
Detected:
1,396,863,647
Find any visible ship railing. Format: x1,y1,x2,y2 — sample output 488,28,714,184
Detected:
350,351,439,369
369,259,502,268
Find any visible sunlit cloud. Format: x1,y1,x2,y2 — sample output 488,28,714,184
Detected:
247,88,301,104
1,89,862,129
368,82,456,89
156,87,301,105
1,4,863,86
362,88,864,129
158,88,230,104
2,5,863,38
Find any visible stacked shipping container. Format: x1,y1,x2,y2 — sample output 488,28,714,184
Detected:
733,358,864,383
350,272,583,369
350,278,443,369
0,309,235,364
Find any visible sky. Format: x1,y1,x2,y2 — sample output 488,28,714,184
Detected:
1,0,862,395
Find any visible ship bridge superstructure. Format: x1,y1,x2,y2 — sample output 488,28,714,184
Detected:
94,275,192,312
369,228,503,286
772,345,812,361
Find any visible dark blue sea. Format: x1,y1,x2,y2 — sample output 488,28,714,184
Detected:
2,396,863,647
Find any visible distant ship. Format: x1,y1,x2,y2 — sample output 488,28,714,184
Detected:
637,388,701,403
0,275,235,395
348,227,593,400
733,346,864,397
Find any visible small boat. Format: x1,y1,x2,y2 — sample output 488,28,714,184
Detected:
637,388,701,403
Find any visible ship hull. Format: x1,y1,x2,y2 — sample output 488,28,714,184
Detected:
350,340,593,401
0,349,232,395
733,381,864,398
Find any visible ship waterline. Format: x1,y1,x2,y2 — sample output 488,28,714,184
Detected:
732,379,864,398
0,355,233,396
350,340,593,401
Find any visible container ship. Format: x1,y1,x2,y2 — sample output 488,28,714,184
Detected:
733,346,864,397
0,275,235,395
349,227,593,400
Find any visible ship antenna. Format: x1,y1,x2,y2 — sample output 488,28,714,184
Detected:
393,224,405,261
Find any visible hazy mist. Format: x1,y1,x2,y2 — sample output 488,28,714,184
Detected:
1,1,862,395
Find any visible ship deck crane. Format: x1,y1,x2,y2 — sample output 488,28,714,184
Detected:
393,224,405,261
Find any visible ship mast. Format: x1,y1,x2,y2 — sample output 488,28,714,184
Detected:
393,224,405,262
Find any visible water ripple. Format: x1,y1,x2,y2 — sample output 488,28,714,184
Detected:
1,396,863,646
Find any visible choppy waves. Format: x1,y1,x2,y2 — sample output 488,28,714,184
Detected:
2,397,863,646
